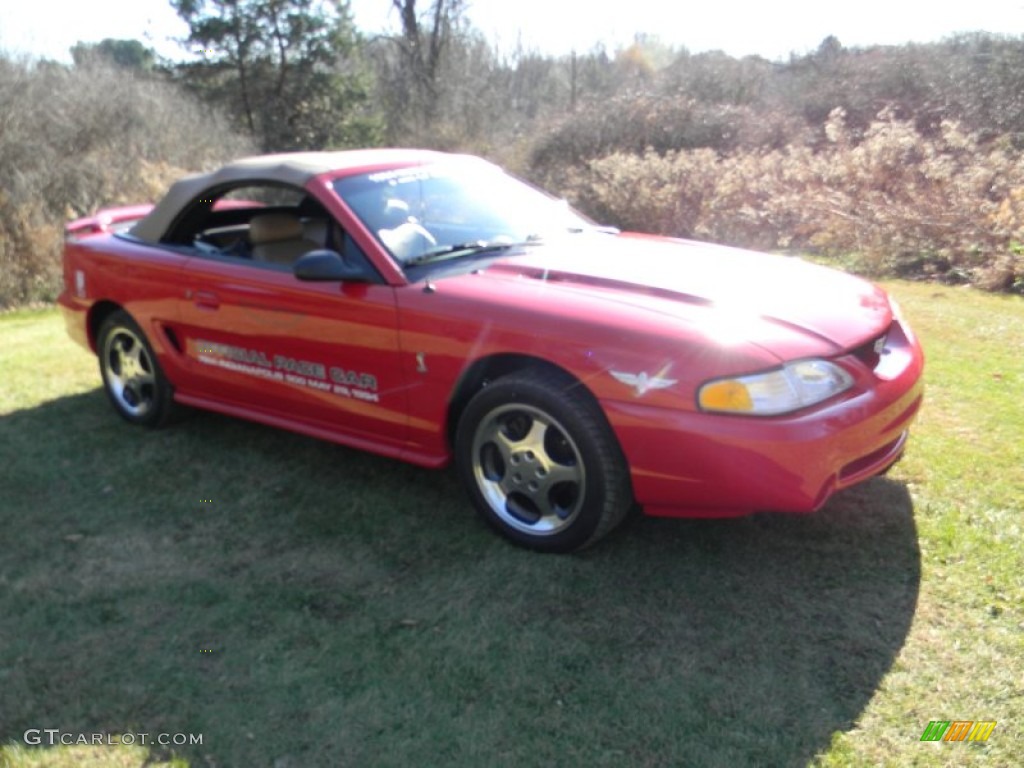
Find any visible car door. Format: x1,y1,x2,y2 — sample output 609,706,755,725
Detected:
174,235,407,451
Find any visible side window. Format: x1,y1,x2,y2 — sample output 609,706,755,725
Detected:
172,182,325,269
168,180,383,283
340,231,378,278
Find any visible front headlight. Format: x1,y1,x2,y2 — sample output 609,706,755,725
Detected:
698,359,854,415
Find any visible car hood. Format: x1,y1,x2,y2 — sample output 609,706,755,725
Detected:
478,233,893,354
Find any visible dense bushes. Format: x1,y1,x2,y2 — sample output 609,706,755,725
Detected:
529,95,803,174
4,28,1024,308
0,56,251,308
558,109,1024,292
512,35,1024,295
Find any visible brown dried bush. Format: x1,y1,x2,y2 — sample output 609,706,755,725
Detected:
0,56,253,308
561,108,1024,292
528,93,807,189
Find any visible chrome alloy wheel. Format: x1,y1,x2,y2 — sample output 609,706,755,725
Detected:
102,326,157,418
470,403,586,536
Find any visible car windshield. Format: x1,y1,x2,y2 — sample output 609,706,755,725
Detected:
332,159,595,267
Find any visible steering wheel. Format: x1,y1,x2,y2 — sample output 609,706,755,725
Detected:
380,220,438,262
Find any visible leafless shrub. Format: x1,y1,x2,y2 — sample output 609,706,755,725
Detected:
561,109,1024,292
0,55,253,307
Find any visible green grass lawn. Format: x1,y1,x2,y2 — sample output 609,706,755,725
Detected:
1,282,1021,768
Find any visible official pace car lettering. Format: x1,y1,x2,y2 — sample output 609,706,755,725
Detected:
194,339,378,402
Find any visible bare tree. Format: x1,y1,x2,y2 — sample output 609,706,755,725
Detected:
377,0,468,139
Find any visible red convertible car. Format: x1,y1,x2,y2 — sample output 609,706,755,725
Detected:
60,150,924,551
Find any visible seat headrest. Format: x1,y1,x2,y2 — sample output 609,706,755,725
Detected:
249,213,303,244
380,198,412,229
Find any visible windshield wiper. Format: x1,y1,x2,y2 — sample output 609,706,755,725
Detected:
405,239,535,267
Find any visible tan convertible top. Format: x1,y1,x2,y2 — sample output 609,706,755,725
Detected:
130,149,446,242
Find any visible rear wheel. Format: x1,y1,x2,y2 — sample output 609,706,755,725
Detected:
455,368,633,552
97,311,179,427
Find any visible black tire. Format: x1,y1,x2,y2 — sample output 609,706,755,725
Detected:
455,367,633,552
97,310,180,428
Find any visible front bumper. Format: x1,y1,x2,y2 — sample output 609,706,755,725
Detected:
604,321,925,518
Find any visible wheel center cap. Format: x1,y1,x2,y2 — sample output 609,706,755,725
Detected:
508,450,548,490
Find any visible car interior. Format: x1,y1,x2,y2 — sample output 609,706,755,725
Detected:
248,212,322,266
161,182,379,280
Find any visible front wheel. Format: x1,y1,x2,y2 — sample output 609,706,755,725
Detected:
97,310,179,428
455,368,633,552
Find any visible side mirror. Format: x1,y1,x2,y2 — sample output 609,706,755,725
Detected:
294,249,370,282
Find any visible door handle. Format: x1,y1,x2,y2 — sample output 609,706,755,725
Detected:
193,290,220,310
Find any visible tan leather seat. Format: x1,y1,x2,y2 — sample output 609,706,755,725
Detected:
249,213,319,266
